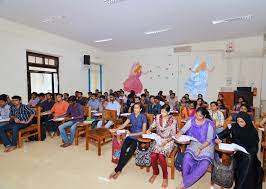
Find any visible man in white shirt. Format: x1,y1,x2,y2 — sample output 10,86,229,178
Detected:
97,93,120,128
209,101,224,134
0,95,11,126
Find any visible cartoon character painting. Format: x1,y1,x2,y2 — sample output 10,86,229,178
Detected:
123,62,143,94
184,56,215,99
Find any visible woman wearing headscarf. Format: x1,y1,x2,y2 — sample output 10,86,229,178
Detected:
216,112,262,189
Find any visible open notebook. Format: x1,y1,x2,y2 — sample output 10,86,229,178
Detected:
142,133,162,145
172,135,198,143
219,143,249,154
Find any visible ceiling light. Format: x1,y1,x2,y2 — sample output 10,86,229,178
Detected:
212,14,253,25
94,38,113,43
145,28,172,35
104,0,126,4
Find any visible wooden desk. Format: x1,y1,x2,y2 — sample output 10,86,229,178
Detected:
86,127,112,156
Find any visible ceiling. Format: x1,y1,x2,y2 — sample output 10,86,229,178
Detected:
0,0,266,52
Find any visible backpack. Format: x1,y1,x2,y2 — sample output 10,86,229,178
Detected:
135,141,152,167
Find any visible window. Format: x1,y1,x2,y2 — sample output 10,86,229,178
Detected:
89,64,102,92
26,52,59,99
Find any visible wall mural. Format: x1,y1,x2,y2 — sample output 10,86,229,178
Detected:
184,56,215,99
123,62,143,94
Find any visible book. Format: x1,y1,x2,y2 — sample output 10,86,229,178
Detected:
142,133,162,145
218,143,249,154
172,135,198,143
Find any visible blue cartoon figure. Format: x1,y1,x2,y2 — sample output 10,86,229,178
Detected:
184,56,214,99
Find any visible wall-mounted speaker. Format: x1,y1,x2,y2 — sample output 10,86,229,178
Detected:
84,55,90,65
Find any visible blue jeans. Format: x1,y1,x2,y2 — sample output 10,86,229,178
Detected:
96,120,113,128
0,123,29,147
58,121,77,144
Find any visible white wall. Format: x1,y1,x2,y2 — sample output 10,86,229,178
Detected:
104,36,265,108
0,18,105,102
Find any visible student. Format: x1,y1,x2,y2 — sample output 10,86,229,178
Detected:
44,93,55,111
147,104,177,188
58,96,84,148
0,95,11,126
234,97,245,111
209,101,224,134
28,92,40,107
87,93,100,111
168,92,178,111
37,93,47,111
216,112,262,189
109,103,147,180
96,93,120,128
176,107,215,189
146,95,161,115
63,93,69,101
128,96,141,113
181,101,196,120
46,94,69,137
260,117,266,128
119,90,127,104
76,92,88,106
195,98,204,109
0,96,35,152
217,93,224,101
177,96,187,112
156,95,165,106
184,94,190,103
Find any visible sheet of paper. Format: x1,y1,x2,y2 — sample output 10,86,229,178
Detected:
172,135,198,142
41,111,52,116
142,133,162,145
120,113,131,117
93,113,102,117
219,143,249,154
258,127,264,132
0,118,10,123
116,130,127,134
53,117,65,122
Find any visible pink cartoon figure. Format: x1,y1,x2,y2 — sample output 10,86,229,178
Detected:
123,62,143,94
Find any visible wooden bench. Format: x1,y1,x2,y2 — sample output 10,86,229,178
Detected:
18,106,41,148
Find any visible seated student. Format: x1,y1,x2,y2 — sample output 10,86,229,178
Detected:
146,95,161,115
217,93,224,101
46,94,69,137
28,92,40,107
195,98,205,109
184,94,190,103
234,96,245,111
197,94,208,107
209,101,224,134
140,95,148,112
98,95,107,112
167,92,178,111
58,96,84,148
216,112,263,189
96,93,120,128
177,96,187,112
1,94,12,106
260,117,266,128
0,96,35,152
176,107,215,189
76,92,88,106
147,104,177,188
109,103,147,179
37,93,49,112
119,90,127,105
63,93,69,102
0,95,11,126
230,104,254,122
87,93,100,111
217,99,229,119
157,95,165,106
128,96,140,113
181,101,196,120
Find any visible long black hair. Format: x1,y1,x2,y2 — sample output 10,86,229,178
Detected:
196,107,212,120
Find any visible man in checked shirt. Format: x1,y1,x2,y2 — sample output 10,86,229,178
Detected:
0,95,35,152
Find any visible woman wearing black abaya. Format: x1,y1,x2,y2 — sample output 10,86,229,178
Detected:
216,112,263,189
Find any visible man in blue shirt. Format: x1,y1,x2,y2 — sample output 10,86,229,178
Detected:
0,96,35,152
87,93,100,111
58,96,84,148
109,102,147,180
146,95,161,115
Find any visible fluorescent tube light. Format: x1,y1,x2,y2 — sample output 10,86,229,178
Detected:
212,14,253,25
145,28,172,35
94,38,113,43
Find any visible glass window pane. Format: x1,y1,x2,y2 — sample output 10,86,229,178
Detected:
28,56,35,63
30,73,52,93
45,58,49,65
35,57,43,64
49,59,55,66
53,73,59,93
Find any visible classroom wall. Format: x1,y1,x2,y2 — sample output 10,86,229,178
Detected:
104,36,265,108
0,18,105,102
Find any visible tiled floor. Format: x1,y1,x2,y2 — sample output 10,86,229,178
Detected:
0,137,264,189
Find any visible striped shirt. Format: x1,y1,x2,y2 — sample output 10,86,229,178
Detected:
10,104,36,121
0,104,11,119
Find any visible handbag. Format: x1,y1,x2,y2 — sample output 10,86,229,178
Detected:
111,136,123,164
211,154,234,188
135,141,152,167
174,152,185,171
